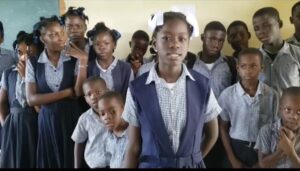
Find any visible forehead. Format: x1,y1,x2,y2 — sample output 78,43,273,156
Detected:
158,19,189,35
41,22,62,33
239,53,261,63
293,5,300,16
282,95,300,105
131,38,148,46
204,29,226,37
228,25,248,34
253,14,278,24
83,81,106,92
65,15,85,24
98,98,120,108
95,32,113,40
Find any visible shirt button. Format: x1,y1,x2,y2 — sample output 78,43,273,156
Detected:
54,70,57,72
56,85,59,87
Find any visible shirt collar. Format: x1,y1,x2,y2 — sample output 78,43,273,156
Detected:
95,57,118,72
236,81,264,97
260,41,291,57
145,63,195,85
108,128,128,138
287,35,300,45
38,50,71,64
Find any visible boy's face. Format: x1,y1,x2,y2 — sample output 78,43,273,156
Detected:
16,42,28,62
130,38,149,60
83,81,107,110
154,19,189,67
253,14,281,45
64,16,87,41
237,54,262,81
290,5,300,33
201,30,226,56
280,95,300,131
98,98,124,131
227,25,250,52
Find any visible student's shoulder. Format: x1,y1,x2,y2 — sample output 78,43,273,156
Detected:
0,47,14,56
117,58,131,68
287,42,300,59
78,108,94,122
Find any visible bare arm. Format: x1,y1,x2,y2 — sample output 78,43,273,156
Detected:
123,125,141,168
219,118,242,168
26,82,74,106
74,142,86,168
0,88,9,126
67,42,88,97
201,117,218,157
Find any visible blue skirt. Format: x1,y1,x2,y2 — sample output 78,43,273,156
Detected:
0,106,38,168
36,98,80,168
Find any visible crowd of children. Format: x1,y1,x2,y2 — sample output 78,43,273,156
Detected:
0,1,300,168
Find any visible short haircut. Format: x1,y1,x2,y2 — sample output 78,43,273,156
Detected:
253,7,281,22
131,30,150,42
0,21,3,38
204,21,226,33
237,47,263,65
61,6,89,24
227,20,249,35
292,1,300,15
83,76,107,91
98,91,125,107
281,86,300,104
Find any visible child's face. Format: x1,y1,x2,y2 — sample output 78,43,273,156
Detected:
291,5,300,33
16,41,28,61
83,82,107,110
41,22,68,52
280,95,300,131
227,25,249,52
237,54,262,81
202,30,226,56
253,14,281,45
154,19,190,67
93,32,116,60
130,38,149,60
98,98,124,131
65,16,87,41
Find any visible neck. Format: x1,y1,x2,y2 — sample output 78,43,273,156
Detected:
200,51,220,63
97,56,114,69
263,38,284,54
73,38,87,51
240,80,259,97
113,120,128,136
46,49,60,66
294,31,300,42
157,63,182,83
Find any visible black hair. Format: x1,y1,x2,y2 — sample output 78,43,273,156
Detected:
281,87,300,104
153,11,193,37
292,1,300,15
237,47,263,65
33,15,63,39
204,21,226,33
12,31,31,50
86,22,121,44
227,20,249,35
61,7,89,25
0,21,3,38
131,30,150,42
83,76,107,89
98,91,125,107
253,7,282,28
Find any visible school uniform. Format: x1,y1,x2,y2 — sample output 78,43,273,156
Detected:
122,64,221,168
0,47,17,81
259,42,300,95
87,58,134,97
71,108,107,168
0,67,37,168
218,81,279,167
25,50,81,168
136,60,155,77
254,119,300,168
286,35,300,47
192,53,233,98
104,129,128,168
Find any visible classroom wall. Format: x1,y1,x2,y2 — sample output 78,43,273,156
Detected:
64,0,297,59
0,0,59,50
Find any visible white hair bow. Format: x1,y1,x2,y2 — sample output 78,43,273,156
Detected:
147,10,199,38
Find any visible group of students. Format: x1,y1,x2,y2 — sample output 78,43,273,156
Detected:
0,1,300,169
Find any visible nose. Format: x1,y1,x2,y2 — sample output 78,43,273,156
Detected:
169,38,180,49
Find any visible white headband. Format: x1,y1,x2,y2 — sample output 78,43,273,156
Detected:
147,10,199,38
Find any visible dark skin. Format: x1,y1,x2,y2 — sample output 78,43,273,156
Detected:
200,30,226,64
128,38,149,75
123,18,218,168
220,53,262,168
26,22,87,106
290,5,300,42
227,25,250,57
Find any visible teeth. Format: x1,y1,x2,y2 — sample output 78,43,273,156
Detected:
169,54,179,57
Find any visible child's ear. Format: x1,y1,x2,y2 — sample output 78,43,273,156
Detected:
278,19,283,28
152,39,158,52
39,36,45,44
